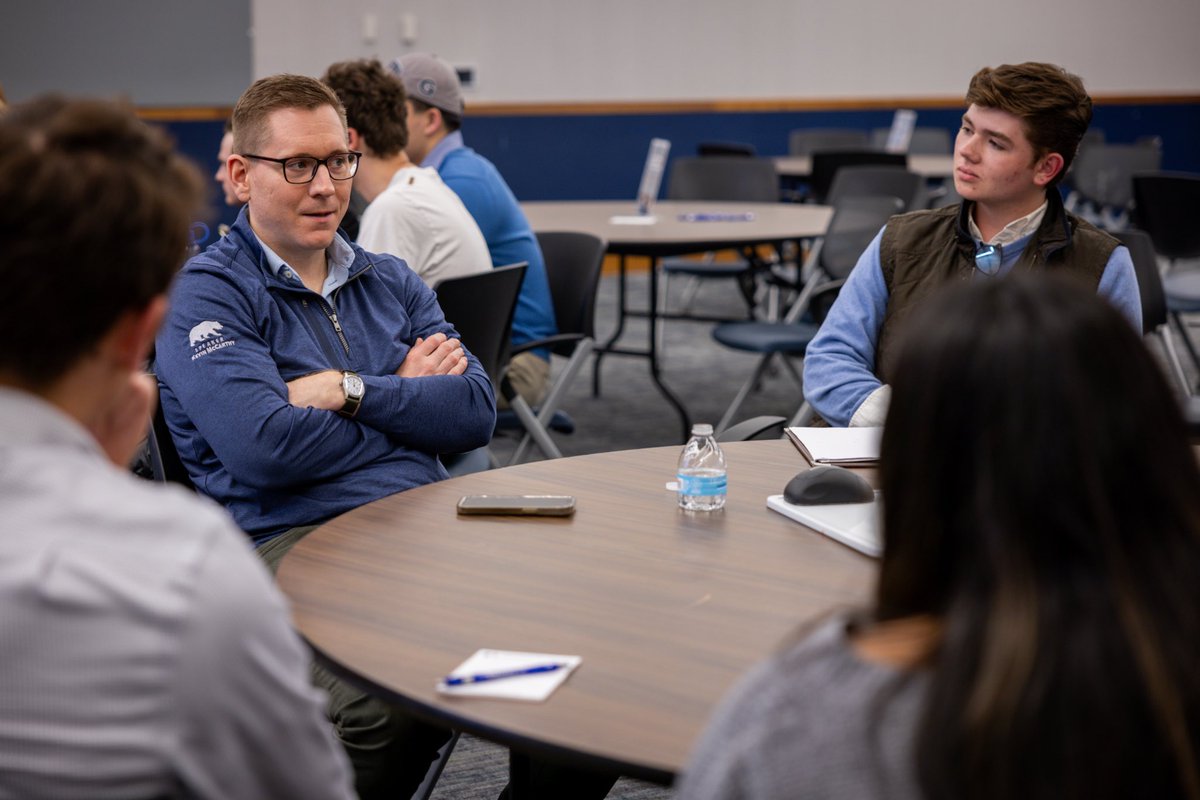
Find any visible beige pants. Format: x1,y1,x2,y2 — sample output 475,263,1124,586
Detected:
499,351,550,408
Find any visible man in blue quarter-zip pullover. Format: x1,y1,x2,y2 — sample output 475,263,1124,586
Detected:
802,62,1141,427
155,74,494,800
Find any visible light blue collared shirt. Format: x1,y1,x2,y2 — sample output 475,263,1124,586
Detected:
421,129,465,171
252,231,355,303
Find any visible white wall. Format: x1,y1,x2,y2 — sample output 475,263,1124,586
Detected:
253,0,1200,103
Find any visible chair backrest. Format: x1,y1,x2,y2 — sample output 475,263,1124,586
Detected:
697,141,757,157
1069,141,1162,209
534,231,607,354
1132,171,1200,262
433,262,527,385
146,381,195,488
818,195,906,280
870,126,953,155
788,128,869,156
1115,228,1167,334
826,165,926,212
666,156,780,202
808,150,907,205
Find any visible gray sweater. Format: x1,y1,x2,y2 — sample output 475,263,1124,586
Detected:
676,614,927,800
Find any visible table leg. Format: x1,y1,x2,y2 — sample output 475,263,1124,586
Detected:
592,253,693,442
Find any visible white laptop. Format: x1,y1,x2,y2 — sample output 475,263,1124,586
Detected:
767,493,882,557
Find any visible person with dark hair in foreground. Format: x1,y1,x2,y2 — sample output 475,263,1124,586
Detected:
804,62,1141,427
679,274,1200,800
0,97,353,798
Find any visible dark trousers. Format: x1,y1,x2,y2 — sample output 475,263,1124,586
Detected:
258,525,452,800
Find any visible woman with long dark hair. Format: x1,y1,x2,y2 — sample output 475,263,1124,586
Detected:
678,273,1200,800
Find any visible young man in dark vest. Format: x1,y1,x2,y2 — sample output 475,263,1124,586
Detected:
804,62,1141,427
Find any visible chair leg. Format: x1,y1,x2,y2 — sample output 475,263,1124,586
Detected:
1157,325,1194,396
509,342,594,465
411,730,461,800
716,354,776,435
1170,311,1200,377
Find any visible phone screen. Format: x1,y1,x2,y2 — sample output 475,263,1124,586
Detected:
456,495,576,516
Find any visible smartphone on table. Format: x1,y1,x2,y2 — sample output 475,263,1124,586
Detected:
456,495,577,516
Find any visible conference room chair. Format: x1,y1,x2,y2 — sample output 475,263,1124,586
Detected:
787,128,869,156
1114,228,1191,395
659,155,784,324
1064,140,1162,229
1132,172,1200,383
497,231,607,465
1132,172,1200,271
806,150,907,205
710,195,905,433
869,125,952,154
825,164,926,212
140,383,195,489
716,414,787,442
697,140,757,157
432,263,534,464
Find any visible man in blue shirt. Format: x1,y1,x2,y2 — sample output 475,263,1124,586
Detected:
390,52,559,407
157,74,494,800
803,62,1141,427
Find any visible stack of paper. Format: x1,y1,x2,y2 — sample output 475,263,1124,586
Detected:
785,426,881,466
436,649,581,702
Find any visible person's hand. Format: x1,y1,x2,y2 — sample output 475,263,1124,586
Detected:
397,333,467,378
287,369,345,411
93,372,157,468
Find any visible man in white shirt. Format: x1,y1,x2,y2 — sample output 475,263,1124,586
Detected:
0,96,353,799
323,58,491,287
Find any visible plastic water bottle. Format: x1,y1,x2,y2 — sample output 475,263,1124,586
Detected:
677,423,727,511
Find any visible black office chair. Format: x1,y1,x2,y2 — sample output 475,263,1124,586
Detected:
807,150,907,205
1064,140,1161,228
869,126,952,155
1114,229,1190,394
787,129,869,156
433,263,529,461
710,195,904,432
716,415,787,442
826,165,926,212
697,140,757,157
499,232,607,464
659,155,783,323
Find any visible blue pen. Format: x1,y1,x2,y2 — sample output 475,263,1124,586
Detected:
677,212,755,223
443,663,567,686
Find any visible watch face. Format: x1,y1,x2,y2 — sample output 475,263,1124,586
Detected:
344,374,365,398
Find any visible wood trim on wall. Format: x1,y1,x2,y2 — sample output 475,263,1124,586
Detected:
137,94,1200,120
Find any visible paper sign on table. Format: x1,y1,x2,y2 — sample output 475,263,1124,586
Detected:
436,649,582,702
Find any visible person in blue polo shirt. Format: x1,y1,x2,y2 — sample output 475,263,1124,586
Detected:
390,52,559,408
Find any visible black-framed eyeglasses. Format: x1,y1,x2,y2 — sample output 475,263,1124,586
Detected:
240,151,362,184
975,243,1003,276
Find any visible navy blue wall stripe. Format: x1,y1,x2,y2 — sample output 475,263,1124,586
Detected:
160,101,1200,249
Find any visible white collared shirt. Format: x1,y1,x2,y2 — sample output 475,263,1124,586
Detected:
968,200,1049,247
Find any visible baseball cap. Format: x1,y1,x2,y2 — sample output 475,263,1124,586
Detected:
387,53,464,116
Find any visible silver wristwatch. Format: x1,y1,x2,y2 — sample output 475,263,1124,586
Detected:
339,370,365,418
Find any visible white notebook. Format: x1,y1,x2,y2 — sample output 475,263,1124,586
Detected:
785,426,881,466
767,493,882,557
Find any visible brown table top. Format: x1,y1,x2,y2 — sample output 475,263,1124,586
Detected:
277,440,876,783
520,200,832,257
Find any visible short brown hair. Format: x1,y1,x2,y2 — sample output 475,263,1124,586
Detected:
0,96,204,384
965,62,1093,187
408,97,462,134
231,74,347,155
322,59,409,157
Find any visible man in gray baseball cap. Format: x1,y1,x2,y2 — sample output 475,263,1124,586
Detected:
388,53,559,411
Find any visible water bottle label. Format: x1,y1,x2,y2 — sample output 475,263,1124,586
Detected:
677,472,727,496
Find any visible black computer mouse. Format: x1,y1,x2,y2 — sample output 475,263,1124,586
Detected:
784,465,875,505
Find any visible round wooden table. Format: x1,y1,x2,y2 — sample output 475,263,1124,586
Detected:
277,440,876,784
